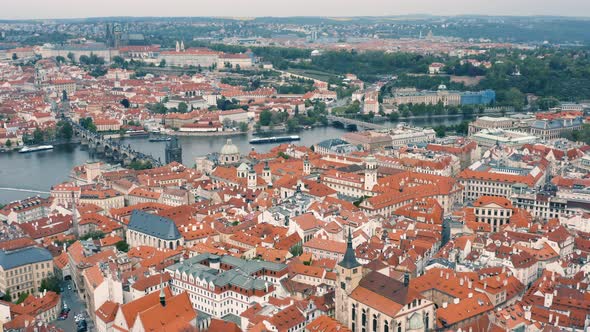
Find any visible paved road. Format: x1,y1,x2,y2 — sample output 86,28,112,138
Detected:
52,280,94,332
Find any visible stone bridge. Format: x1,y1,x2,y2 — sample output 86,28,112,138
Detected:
69,119,162,167
326,115,387,131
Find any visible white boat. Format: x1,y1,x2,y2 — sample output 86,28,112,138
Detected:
249,135,301,144
18,145,54,153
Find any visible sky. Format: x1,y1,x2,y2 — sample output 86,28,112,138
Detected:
2,0,590,20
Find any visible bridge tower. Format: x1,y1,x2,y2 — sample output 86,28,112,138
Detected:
165,136,182,164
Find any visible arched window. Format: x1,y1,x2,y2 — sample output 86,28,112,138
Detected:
372,314,378,332
425,312,430,330
362,309,367,332
384,320,389,332
352,304,357,332
397,321,402,332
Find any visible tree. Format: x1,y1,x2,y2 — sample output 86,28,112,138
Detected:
116,240,130,252
238,122,249,132
290,244,303,257
57,121,73,140
120,98,130,108
177,102,189,113
112,56,125,68
32,128,44,144
537,97,560,110
80,230,105,240
159,59,166,68
128,160,153,170
67,52,75,63
434,125,447,138
1,290,11,302
15,292,28,304
80,117,97,132
501,88,525,110
286,118,299,133
254,122,262,134
5,139,12,148
39,276,61,294
11,53,17,60
79,55,90,65
259,110,273,126
55,56,66,64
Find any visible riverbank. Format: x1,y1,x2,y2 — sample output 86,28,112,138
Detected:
169,131,248,137
0,138,81,154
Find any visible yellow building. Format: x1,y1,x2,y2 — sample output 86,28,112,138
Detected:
0,247,54,301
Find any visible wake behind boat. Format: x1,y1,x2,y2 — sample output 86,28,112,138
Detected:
249,135,300,144
19,145,54,153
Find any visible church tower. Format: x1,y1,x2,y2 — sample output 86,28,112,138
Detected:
364,155,377,191
262,161,272,185
303,157,311,176
247,166,257,190
335,228,362,327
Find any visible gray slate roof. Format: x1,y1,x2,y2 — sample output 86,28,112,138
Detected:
166,253,287,291
128,210,181,240
0,247,53,270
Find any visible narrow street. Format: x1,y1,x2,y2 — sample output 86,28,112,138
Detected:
52,280,94,332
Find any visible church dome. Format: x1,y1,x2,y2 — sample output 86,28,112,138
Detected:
220,139,239,156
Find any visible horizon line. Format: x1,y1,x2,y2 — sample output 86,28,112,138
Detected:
2,13,590,21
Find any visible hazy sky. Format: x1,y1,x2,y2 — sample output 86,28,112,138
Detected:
2,0,589,19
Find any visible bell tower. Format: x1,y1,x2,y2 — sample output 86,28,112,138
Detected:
303,157,311,175
262,161,272,185
247,166,257,190
335,228,362,327
364,155,377,191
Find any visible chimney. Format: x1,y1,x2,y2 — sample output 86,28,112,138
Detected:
442,302,448,309
404,273,410,287
468,292,473,298
453,298,460,304
484,282,487,289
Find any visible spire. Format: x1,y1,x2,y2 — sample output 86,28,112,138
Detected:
159,274,166,307
338,228,361,269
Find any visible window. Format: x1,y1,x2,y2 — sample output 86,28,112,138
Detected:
384,321,389,332
372,314,378,332
362,309,367,332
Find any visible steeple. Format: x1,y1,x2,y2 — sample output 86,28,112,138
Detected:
338,228,360,269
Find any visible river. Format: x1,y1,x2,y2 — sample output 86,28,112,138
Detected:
0,126,345,203
0,115,467,204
